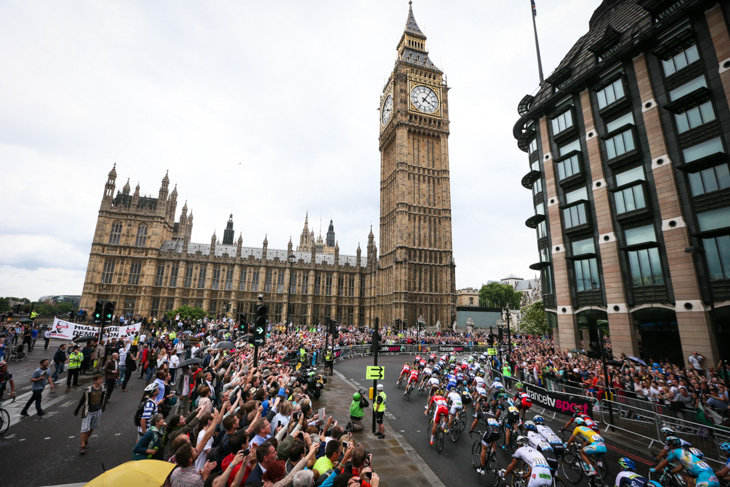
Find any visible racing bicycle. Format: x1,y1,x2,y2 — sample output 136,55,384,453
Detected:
560,442,608,487
0,396,14,435
470,430,500,486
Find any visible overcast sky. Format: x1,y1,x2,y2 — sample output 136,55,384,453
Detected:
0,0,599,301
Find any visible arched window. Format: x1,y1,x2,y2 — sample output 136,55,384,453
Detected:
109,221,122,245
135,224,148,247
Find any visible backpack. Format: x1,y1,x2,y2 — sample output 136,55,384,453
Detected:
133,400,146,427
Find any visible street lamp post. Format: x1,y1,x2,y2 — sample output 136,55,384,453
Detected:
686,244,728,382
505,305,512,364
417,315,425,353
284,253,295,334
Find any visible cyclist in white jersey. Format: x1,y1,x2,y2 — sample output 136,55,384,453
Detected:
446,390,463,433
533,416,565,456
419,366,433,390
500,436,553,487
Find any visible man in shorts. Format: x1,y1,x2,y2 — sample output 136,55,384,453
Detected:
424,391,449,446
446,389,463,433
474,405,500,476
74,374,106,454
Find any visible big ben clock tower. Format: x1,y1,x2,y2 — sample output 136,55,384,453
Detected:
377,2,456,330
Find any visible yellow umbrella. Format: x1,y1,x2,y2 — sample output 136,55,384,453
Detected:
85,460,175,487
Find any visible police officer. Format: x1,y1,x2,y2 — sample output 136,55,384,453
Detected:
374,383,387,439
299,345,307,365
67,345,83,388
324,346,333,376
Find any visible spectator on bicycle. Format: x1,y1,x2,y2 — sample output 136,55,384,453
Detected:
499,435,552,487
652,436,719,487
565,417,606,477
424,391,448,446
614,457,655,487
714,442,730,481
473,404,500,476
0,361,15,401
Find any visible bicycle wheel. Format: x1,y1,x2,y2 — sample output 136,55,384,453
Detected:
0,408,9,435
560,452,583,484
450,418,461,442
485,450,501,487
595,460,609,482
471,440,482,469
436,428,445,453
496,425,507,448
405,386,411,401
459,409,467,432
552,475,567,487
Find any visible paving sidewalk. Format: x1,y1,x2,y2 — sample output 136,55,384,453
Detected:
314,370,445,487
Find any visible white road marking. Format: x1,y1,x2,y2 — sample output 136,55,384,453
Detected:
44,437,51,440
19,438,25,441
59,400,76,408
68,436,75,438
115,433,121,436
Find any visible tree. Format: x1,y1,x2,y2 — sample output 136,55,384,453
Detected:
519,301,548,336
166,305,207,321
479,282,522,309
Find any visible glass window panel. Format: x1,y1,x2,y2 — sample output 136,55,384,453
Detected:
565,187,588,204
701,169,719,193
633,185,646,210
686,108,702,128
614,192,626,214
559,139,581,156
685,45,699,64
704,238,724,280
615,166,645,186
683,137,723,163
669,77,707,101
629,252,642,285
572,238,595,255
699,101,715,123
698,207,730,232
648,248,664,285
716,164,730,190
638,250,652,285
536,203,545,215
596,78,625,109
676,112,690,133
606,112,634,132
717,236,730,280
625,225,656,245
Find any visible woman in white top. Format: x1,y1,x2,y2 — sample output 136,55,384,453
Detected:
270,400,293,434
197,385,213,415
157,349,169,370
194,413,215,471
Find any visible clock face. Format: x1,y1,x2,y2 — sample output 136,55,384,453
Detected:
381,94,393,125
410,85,439,114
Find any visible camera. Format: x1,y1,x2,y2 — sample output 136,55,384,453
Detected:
242,448,250,456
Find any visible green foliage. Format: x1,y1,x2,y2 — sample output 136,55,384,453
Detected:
479,282,522,309
0,298,8,312
166,305,207,321
519,301,548,336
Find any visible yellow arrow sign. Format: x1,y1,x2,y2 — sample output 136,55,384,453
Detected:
488,348,497,356
366,366,385,380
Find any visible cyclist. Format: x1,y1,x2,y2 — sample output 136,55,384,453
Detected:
413,355,422,368
489,376,506,408
652,436,719,487
615,457,661,487
524,420,558,470
714,442,730,481
514,386,532,422
397,362,411,386
419,363,433,391
428,353,436,364
499,435,553,487
561,404,598,433
565,417,607,477
424,391,449,446
445,370,458,392
0,361,16,402
495,393,520,450
446,388,463,433
474,404,500,476
656,427,701,461
426,375,441,402
404,366,420,396
472,382,489,414
533,415,564,457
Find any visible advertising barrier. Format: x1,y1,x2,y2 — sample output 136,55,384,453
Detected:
524,383,594,418
379,345,403,353
437,345,464,352
51,318,141,341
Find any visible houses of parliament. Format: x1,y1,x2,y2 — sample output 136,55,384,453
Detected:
80,4,457,328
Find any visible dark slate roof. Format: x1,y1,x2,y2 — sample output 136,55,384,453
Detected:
401,48,441,72
113,192,158,210
405,3,425,38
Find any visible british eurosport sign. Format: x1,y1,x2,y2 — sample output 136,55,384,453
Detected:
524,383,593,418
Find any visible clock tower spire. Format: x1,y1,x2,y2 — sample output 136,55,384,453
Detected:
376,3,456,330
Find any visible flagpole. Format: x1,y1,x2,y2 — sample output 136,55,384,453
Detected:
531,0,544,83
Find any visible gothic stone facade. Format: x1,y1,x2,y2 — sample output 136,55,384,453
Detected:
80,166,378,326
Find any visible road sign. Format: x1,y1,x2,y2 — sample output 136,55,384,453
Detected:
255,326,265,336
488,348,497,356
253,337,265,347
366,366,385,380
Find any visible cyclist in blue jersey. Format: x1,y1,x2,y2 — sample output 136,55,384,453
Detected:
652,436,719,487
714,442,729,482
614,457,661,487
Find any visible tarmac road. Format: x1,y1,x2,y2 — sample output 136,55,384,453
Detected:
335,354,659,487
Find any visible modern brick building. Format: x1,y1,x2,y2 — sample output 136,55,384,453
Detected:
514,0,730,365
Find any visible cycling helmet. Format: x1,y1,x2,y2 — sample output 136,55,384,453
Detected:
524,421,537,432
574,418,585,426
660,427,674,437
719,442,730,455
665,436,681,448
516,435,530,446
144,382,159,393
618,458,635,471
533,415,545,425
494,377,502,383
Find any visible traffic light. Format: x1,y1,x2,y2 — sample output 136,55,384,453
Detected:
253,301,267,344
498,326,503,341
103,301,115,325
238,313,247,333
403,319,407,330
93,301,103,325
24,306,30,314
587,340,601,359
330,320,339,339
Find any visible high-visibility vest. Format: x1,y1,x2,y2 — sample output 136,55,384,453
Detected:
69,352,83,369
299,348,306,362
502,365,512,378
325,352,332,361
373,392,387,412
